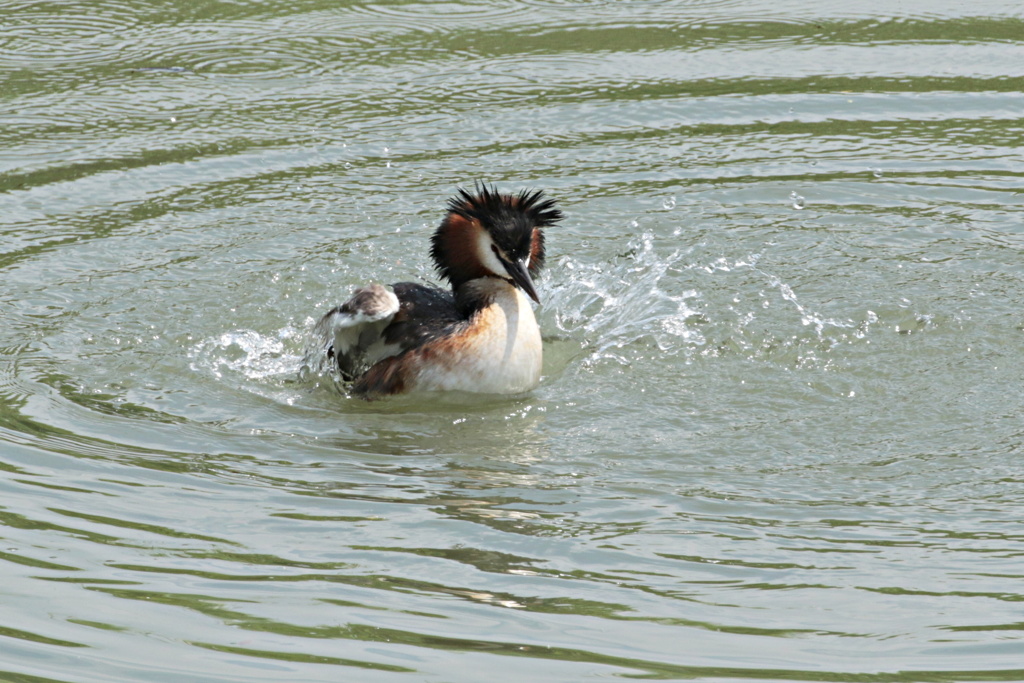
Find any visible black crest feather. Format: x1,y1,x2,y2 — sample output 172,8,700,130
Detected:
446,183,562,230
431,183,562,286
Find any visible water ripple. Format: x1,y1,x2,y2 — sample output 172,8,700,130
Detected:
4,0,1024,680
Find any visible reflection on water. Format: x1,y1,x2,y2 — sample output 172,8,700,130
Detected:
3,0,1024,680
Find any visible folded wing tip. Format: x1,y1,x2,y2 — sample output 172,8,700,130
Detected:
307,284,402,381
346,284,400,322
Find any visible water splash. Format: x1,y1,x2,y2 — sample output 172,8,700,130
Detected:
189,326,304,381
763,275,853,337
544,230,880,373
544,231,704,366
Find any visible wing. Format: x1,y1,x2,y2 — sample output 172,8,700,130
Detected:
308,284,401,381
383,283,464,348
307,282,465,384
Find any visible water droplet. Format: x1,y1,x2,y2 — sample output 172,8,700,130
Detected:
169,116,177,123
789,191,805,210
871,167,883,178
628,219,639,230
662,196,676,210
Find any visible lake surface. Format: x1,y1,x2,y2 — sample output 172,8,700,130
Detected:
3,1,1024,680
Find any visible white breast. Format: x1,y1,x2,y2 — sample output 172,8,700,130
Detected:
413,284,543,395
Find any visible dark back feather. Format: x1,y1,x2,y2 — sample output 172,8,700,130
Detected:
383,283,466,348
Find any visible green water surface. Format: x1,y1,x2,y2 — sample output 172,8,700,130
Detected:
2,1,1024,680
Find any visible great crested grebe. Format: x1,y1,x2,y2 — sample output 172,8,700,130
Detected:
309,185,563,400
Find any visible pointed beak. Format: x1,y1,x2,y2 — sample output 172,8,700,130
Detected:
503,257,540,304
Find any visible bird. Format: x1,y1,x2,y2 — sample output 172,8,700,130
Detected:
308,184,563,400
